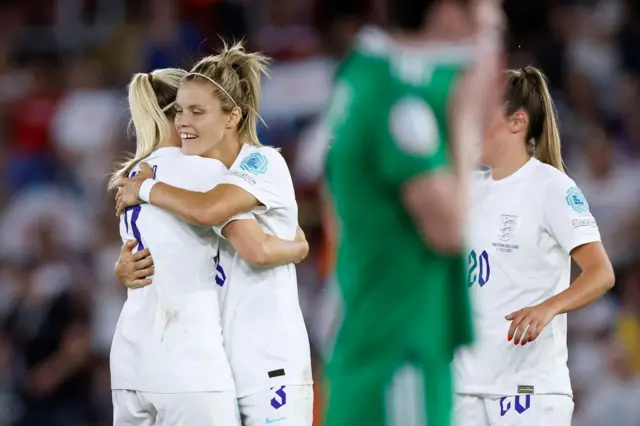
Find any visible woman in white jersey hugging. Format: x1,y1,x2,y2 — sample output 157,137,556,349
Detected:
115,42,314,426
453,65,615,426
109,67,308,426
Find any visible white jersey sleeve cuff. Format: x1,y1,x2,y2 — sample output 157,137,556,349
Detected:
566,234,602,254
221,171,271,212
213,212,256,238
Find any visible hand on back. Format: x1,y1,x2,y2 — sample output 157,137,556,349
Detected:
116,240,154,289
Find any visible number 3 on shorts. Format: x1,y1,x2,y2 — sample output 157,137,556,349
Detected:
270,386,287,409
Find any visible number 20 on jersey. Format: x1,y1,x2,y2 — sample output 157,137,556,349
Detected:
468,249,490,287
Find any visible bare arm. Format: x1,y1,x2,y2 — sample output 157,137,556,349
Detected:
115,163,260,227
401,65,484,253
402,172,462,253
401,6,504,254
223,220,309,267
508,242,615,345
150,183,259,227
542,242,615,315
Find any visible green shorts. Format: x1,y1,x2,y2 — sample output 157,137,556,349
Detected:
325,347,452,426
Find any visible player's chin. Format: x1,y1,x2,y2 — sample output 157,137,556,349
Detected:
181,138,202,155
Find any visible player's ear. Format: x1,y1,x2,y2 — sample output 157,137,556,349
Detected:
227,106,242,129
509,110,527,135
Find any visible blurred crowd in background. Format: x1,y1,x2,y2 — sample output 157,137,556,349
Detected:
0,0,638,425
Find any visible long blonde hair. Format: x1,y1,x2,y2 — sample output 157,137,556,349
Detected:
108,68,187,190
505,66,564,172
184,40,270,147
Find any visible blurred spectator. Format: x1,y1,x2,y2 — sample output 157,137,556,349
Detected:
572,338,640,426
50,56,124,209
3,64,60,197
614,73,640,158
618,0,640,75
617,267,640,375
0,186,93,261
250,0,319,61
141,0,203,71
1,221,93,426
564,0,624,116
569,123,640,269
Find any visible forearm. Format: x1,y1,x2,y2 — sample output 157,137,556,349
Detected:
148,182,215,225
224,219,308,267
451,115,475,213
258,235,308,267
147,182,258,227
449,78,480,217
542,266,615,315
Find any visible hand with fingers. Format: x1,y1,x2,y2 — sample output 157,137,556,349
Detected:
115,163,155,216
506,302,557,346
115,240,155,289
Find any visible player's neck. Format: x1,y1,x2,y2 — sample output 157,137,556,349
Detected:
157,134,181,149
490,152,532,181
203,137,243,168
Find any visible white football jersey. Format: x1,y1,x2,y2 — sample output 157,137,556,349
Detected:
110,147,234,393
214,144,313,397
453,157,601,397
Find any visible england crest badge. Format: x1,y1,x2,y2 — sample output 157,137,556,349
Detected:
498,214,519,242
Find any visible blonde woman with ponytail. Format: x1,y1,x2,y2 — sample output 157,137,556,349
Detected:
452,66,615,426
110,67,308,426
115,41,314,426
108,69,184,191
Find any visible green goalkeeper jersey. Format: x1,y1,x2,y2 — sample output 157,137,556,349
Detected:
325,27,474,358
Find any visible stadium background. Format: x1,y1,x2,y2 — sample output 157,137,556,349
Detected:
0,0,638,424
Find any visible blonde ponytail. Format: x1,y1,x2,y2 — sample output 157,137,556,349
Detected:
186,40,270,147
527,68,564,172
505,66,565,173
108,68,187,190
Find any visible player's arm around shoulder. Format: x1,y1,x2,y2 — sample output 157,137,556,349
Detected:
124,155,266,228
179,146,290,227
222,219,309,267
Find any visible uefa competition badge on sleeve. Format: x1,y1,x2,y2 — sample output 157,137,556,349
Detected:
565,187,589,213
240,152,269,175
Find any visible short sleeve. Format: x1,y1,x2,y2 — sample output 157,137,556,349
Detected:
219,148,289,212
376,96,448,186
213,211,255,239
544,176,601,254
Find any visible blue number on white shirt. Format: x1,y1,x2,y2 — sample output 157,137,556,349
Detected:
213,248,226,287
129,205,144,250
468,249,490,287
500,395,531,416
123,166,158,251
